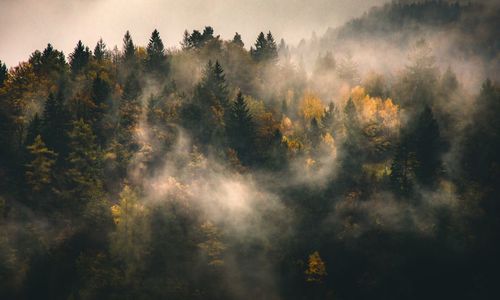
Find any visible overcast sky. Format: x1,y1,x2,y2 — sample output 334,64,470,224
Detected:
0,0,392,66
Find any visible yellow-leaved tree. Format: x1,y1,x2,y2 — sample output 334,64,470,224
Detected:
305,251,327,283
299,91,324,122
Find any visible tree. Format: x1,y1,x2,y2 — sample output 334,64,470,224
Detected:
0,60,7,87
41,92,69,156
91,74,111,143
25,135,57,193
305,251,327,283
25,113,42,147
250,31,278,63
69,40,91,74
232,32,244,47
93,38,107,61
390,135,416,196
462,79,500,185
413,106,444,186
110,185,149,279
123,30,136,63
145,29,168,75
182,60,229,146
119,74,142,131
65,119,103,206
227,92,257,165
340,98,364,184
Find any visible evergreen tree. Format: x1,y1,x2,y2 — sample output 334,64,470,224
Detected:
340,98,364,184
91,74,111,143
93,38,107,61
69,40,91,74
25,113,42,147
119,74,142,131
29,44,67,77
145,29,168,74
0,60,8,87
462,79,500,185
232,32,244,47
413,106,444,186
25,135,57,194
251,32,267,62
228,92,256,165
265,31,278,62
41,92,69,156
390,135,416,196
308,118,322,150
123,30,136,63
65,119,103,206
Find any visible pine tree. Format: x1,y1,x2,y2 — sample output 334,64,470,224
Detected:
340,98,364,184
228,92,256,165
251,32,267,62
91,74,111,143
25,113,42,147
0,60,8,87
93,38,107,61
25,135,57,193
41,92,69,156
232,32,244,47
413,106,444,186
123,30,136,63
145,29,167,74
69,40,91,74
29,44,67,77
265,31,278,62
65,119,103,204
119,74,142,131
390,135,416,196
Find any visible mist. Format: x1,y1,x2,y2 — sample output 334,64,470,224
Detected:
1,0,499,299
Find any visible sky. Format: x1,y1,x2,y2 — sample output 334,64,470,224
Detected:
0,0,389,67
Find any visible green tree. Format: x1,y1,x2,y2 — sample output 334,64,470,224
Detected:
25,135,57,193
93,38,107,61
232,32,244,47
69,40,91,74
0,60,7,87
227,92,257,165
65,119,103,207
123,30,136,63
413,106,445,186
41,92,69,156
145,29,168,75
25,113,42,147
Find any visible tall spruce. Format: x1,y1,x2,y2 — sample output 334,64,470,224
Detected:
228,92,256,165
93,38,107,61
145,29,168,74
69,40,91,74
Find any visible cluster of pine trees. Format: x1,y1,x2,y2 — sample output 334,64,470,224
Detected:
0,2,499,298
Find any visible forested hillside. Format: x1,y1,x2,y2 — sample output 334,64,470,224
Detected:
0,1,499,299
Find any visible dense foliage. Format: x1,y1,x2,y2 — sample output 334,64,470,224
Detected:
0,1,499,299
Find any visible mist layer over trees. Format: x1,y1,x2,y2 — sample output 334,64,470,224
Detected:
0,1,499,299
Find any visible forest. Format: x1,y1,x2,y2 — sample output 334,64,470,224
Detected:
0,0,499,299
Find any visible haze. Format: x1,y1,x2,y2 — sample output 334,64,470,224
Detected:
0,0,389,66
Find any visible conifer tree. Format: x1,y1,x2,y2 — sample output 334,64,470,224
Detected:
25,135,57,193
145,29,167,74
413,106,444,186
41,92,69,156
65,119,103,203
232,32,244,47
25,113,42,147
0,60,8,87
93,38,107,61
123,30,136,63
69,40,91,74
119,74,142,131
228,92,256,165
